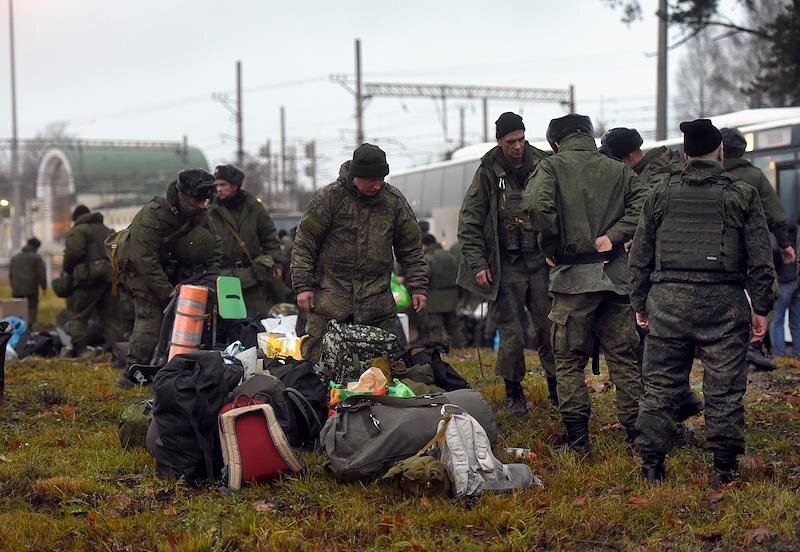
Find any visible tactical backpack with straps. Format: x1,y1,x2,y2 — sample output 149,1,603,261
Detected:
264,356,329,427
72,226,113,286
384,404,538,498
228,373,323,451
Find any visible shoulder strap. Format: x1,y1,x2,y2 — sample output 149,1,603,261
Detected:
219,216,254,264
284,388,323,449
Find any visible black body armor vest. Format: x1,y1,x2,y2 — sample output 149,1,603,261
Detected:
656,172,745,274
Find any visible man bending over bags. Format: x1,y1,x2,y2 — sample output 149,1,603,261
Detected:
291,143,429,362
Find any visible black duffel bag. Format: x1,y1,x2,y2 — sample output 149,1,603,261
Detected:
400,342,471,391
147,351,243,480
321,389,496,483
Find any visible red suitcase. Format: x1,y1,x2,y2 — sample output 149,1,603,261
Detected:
219,394,303,489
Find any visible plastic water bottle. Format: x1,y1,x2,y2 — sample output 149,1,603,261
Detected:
492,330,500,352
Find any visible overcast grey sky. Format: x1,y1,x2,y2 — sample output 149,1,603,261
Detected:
1,0,696,183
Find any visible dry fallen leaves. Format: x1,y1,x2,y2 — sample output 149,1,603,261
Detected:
61,405,77,421
572,495,589,507
744,527,772,545
252,501,275,512
627,495,650,507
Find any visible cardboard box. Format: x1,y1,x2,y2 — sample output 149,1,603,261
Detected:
0,298,28,321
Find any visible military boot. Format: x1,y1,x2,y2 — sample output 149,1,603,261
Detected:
624,424,639,446
546,377,559,407
562,417,591,454
504,380,528,416
711,450,739,489
678,392,704,421
641,453,666,484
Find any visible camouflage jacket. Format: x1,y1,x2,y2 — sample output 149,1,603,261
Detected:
723,158,790,248
127,181,222,302
424,243,459,313
291,162,428,321
207,189,283,268
9,246,46,296
628,160,776,316
632,146,683,184
63,212,113,278
524,133,649,295
456,144,549,301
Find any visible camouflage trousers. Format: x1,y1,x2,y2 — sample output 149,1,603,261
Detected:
301,310,397,364
495,264,556,382
425,311,465,348
549,291,641,429
635,283,751,455
66,284,126,351
126,291,168,367
14,293,38,328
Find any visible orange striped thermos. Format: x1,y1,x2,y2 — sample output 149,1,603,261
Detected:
168,285,209,360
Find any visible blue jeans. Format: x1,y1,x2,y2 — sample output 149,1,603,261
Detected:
770,281,800,356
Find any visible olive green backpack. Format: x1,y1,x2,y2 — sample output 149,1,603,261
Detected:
104,228,131,296
117,399,154,449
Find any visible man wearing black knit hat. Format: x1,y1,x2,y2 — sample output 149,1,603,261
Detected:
9,236,47,327
208,164,286,316
525,113,649,452
292,144,428,363
600,127,683,184
629,119,776,487
457,112,557,415
62,204,127,354
600,127,703,443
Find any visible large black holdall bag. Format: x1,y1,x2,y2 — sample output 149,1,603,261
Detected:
321,389,496,483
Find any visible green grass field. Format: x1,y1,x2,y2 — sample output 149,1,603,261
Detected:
1,347,799,551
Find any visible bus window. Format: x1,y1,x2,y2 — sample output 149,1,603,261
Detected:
752,152,796,187
776,163,800,222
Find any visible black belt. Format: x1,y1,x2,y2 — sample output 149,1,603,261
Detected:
557,245,624,265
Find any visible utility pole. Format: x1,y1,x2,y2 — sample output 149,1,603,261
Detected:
656,0,668,140
569,84,576,112
236,60,244,166
355,39,364,147
211,60,244,167
280,106,286,191
482,97,489,142
305,140,317,190
8,0,20,250
458,106,465,149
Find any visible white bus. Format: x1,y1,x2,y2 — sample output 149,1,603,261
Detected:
387,107,800,245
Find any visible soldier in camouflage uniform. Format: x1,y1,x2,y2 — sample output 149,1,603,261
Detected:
63,205,124,353
600,127,683,184
291,144,428,363
421,233,464,347
629,119,775,487
457,112,557,415
721,127,795,265
208,164,285,317
9,237,47,327
600,128,706,432
524,114,648,452
118,169,222,387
